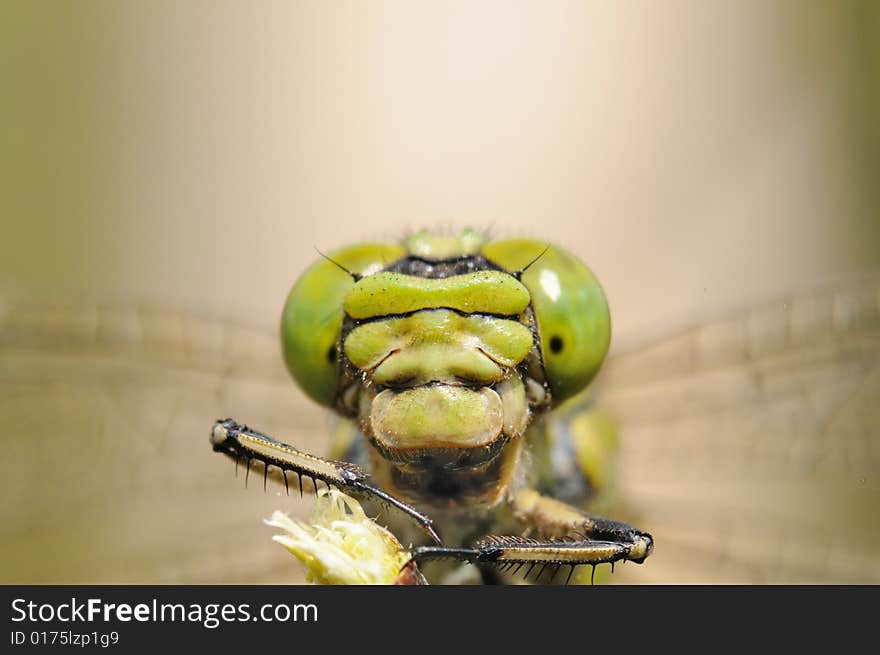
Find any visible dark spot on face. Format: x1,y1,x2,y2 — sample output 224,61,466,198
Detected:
427,474,462,499
327,345,338,363
549,335,564,354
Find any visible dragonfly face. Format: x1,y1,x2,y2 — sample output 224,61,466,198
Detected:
279,229,611,509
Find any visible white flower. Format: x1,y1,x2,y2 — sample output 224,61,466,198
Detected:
265,488,412,585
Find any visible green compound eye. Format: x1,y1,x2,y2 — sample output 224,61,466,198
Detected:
281,243,406,406
482,239,611,404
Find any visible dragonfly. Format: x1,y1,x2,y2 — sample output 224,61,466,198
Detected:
209,229,652,584
1,232,878,584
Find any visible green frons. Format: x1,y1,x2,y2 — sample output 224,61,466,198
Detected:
343,270,530,319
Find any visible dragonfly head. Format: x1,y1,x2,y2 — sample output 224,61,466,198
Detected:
280,230,611,480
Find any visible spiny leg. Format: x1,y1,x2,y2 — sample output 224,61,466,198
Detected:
512,488,652,559
210,418,441,544
410,488,652,583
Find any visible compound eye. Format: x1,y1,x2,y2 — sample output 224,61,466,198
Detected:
483,240,611,403
280,243,405,406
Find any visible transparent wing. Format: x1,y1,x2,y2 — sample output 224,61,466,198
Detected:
0,294,325,583
600,274,880,583
2,277,878,584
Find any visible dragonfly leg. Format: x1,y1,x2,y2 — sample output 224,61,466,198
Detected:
510,488,653,560
410,488,652,582
210,418,441,544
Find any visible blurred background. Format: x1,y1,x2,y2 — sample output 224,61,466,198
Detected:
1,0,878,583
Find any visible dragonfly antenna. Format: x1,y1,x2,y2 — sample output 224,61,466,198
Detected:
515,243,551,277
315,247,361,281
